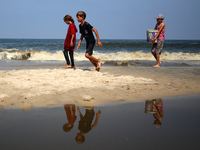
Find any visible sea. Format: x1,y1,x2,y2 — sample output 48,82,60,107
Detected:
0,39,200,69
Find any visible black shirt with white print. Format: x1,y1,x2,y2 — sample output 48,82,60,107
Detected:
79,22,95,43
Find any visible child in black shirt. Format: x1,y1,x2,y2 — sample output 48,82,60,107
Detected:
76,11,102,71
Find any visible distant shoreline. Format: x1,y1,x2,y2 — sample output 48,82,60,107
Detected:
1,38,200,41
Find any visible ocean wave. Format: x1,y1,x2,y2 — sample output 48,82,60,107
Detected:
0,49,200,61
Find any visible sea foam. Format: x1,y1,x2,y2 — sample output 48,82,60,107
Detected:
0,49,200,61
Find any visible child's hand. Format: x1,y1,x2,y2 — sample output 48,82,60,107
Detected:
77,44,80,50
96,41,103,47
150,101,154,106
96,110,102,117
77,106,81,114
70,41,74,47
152,38,156,43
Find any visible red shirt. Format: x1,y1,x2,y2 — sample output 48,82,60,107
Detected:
64,104,77,125
64,23,77,51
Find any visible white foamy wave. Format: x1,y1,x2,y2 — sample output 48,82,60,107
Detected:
1,49,200,61
29,51,156,61
87,51,200,61
0,49,30,60
28,51,89,61
29,51,65,60
161,52,200,60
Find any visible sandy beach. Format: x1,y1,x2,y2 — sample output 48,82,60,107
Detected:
0,66,199,110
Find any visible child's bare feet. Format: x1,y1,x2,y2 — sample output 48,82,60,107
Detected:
93,67,101,72
64,65,71,68
96,67,101,72
153,64,160,67
96,60,101,69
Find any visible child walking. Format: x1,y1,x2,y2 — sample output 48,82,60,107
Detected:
76,11,102,71
63,15,77,69
151,14,166,67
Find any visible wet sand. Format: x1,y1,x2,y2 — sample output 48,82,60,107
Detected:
0,94,200,150
0,66,200,110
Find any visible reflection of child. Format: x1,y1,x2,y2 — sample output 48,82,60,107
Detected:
76,11,103,71
150,99,163,128
63,104,77,132
75,106,101,144
63,15,78,69
151,14,166,67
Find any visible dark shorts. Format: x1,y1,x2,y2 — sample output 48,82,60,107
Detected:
86,40,95,55
151,40,164,55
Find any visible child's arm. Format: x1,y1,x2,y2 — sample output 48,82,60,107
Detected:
152,23,165,43
154,24,157,30
70,34,75,47
91,28,103,47
77,106,83,117
77,35,83,50
150,101,163,120
91,110,101,129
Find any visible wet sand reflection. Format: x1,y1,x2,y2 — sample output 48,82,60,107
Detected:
145,98,164,128
63,104,101,144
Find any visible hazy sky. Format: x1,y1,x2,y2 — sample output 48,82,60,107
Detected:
0,0,200,40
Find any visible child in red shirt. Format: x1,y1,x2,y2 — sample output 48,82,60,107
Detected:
63,104,77,132
63,15,77,69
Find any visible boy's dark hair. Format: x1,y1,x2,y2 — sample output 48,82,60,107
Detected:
76,11,86,19
63,15,74,23
75,135,85,144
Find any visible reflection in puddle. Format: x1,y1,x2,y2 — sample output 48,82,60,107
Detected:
145,99,163,128
0,95,200,150
63,104,101,144
63,104,77,132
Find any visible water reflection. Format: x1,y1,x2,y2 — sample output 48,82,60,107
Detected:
63,104,77,132
76,106,101,144
63,104,102,144
1,95,200,150
145,98,164,128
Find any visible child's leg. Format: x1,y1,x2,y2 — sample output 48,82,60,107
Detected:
85,53,101,69
152,53,161,62
63,49,71,68
153,40,163,67
151,42,162,67
151,43,157,61
69,50,75,68
85,41,101,70
89,59,97,67
153,54,161,67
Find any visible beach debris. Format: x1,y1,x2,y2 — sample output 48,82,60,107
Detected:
55,91,62,95
0,94,8,99
82,95,94,101
118,99,125,102
22,107,32,111
166,82,173,86
127,85,130,90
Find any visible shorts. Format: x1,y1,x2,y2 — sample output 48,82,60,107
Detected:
86,40,95,55
151,40,164,55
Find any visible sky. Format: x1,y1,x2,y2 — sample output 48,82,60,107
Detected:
0,0,200,40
